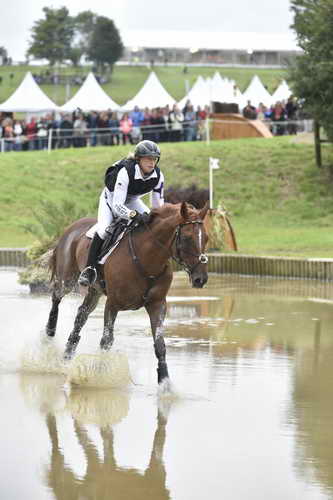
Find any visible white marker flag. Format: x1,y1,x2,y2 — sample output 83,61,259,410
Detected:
209,157,220,170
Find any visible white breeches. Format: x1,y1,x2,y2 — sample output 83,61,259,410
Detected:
93,188,149,239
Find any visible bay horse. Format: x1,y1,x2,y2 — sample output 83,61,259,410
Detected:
46,202,209,385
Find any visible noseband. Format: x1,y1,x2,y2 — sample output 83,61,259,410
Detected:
173,220,208,275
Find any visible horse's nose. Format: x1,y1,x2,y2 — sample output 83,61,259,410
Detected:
192,275,207,288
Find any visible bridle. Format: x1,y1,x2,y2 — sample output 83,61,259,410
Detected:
173,220,208,275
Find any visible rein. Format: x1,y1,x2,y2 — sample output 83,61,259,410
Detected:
127,218,208,303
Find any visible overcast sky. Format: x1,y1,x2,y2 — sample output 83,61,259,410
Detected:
1,0,294,61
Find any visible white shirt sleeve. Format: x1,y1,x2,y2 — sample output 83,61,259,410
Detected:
111,168,132,219
152,172,164,208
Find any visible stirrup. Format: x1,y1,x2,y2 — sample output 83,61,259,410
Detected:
78,266,97,287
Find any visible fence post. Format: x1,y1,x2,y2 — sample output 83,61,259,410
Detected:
47,128,53,154
206,117,210,145
314,121,322,168
0,138,4,153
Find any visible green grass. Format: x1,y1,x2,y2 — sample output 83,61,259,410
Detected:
1,136,333,257
0,64,287,105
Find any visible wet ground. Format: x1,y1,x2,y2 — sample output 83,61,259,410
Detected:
1,269,333,500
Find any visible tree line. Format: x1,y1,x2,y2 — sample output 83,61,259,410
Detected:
26,7,123,72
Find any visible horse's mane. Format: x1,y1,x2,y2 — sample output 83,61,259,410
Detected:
149,202,199,221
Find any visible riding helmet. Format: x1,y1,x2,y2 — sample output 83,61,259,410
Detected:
134,140,161,160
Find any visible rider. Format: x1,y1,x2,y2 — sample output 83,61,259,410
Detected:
78,139,164,287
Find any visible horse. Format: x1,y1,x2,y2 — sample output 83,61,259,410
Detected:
46,201,209,385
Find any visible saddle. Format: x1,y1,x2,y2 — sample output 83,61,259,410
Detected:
99,219,129,261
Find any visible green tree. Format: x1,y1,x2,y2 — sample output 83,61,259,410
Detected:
289,0,333,141
68,10,97,67
27,6,74,66
87,16,123,72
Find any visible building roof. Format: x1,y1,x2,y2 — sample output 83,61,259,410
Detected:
122,30,300,52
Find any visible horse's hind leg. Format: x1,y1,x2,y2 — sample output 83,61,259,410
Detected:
146,300,169,384
100,298,118,351
63,287,101,360
45,280,71,337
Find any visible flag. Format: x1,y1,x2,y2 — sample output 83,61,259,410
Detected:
209,157,220,170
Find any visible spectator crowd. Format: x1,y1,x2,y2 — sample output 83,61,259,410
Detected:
0,96,307,152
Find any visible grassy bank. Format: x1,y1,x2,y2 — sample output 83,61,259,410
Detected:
1,136,333,257
0,64,287,105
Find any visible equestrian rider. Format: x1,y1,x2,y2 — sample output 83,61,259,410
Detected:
78,140,164,287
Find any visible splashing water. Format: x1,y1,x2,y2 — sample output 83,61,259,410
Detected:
21,337,67,375
20,336,131,389
67,352,131,388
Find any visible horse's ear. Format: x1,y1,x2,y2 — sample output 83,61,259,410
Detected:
180,201,190,221
199,201,210,220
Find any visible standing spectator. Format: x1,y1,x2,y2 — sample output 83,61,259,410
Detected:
196,105,208,141
243,100,257,120
87,111,98,146
97,112,110,146
184,104,197,141
37,117,48,150
257,102,268,121
73,114,87,148
285,96,298,135
3,118,14,152
160,107,170,142
271,102,286,136
129,105,144,143
119,113,133,144
169,105,184,142
59,114,73,148
13,120,23,151
25,117,38,151
141,107,152,140
109,112,120,145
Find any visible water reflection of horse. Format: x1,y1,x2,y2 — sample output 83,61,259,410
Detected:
45,401,170,500
20,374,171,500
46,202,209,385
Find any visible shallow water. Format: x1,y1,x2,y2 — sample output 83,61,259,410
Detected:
1,269,333,499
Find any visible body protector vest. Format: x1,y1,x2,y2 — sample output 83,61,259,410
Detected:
105,158,161,196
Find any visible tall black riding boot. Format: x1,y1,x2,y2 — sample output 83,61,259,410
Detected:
78,233,104,287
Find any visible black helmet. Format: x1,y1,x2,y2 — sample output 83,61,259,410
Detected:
134,140,161,160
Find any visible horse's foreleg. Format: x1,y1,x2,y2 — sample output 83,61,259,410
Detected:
63,287,101,360
146,300,169,384
100,298,118,351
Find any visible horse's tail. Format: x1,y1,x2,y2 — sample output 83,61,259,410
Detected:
48,246,58,283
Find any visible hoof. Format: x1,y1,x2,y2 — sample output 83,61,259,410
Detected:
46,328,55,338
63,349,75,361
100,336,113,351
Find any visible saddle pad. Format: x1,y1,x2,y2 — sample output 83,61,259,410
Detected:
98,229,126,264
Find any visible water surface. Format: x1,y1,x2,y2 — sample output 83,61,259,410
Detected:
1,270,333,500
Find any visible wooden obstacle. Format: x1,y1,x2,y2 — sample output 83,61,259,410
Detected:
211,113,273,140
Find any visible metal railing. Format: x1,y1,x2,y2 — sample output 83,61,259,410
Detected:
0,118,314,153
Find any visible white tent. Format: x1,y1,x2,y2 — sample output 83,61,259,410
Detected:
0,71,59,112
271,80,292,104
122,72,175,110
210,72,242,105
241,75,273,108
61,72,119,111
178,76,211,109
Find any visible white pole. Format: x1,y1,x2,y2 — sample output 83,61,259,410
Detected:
209,163,213,209
47,128,53,154
0,138,4,153
205,117,210,145
209,157,220,209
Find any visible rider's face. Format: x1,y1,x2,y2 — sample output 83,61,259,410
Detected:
138,156,158,175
